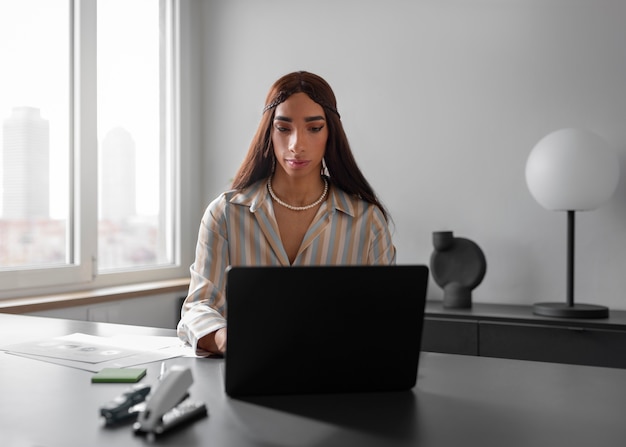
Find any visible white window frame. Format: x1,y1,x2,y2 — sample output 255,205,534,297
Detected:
0,0,188,299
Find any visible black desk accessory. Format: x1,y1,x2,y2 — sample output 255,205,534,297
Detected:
100,383,151,426
430,231,486,309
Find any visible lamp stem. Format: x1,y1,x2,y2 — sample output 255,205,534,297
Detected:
567,210,575,308
533,208,607,318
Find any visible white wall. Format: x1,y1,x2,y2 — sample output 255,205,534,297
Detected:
188,0,626,309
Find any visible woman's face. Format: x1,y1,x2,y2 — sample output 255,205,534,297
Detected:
271,92,328,179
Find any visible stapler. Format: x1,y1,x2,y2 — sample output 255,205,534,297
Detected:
100,383,151,426
133,365,207,436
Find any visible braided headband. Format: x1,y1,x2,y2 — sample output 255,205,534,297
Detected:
262,90,341,119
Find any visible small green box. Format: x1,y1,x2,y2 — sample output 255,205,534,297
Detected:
91,367,147,383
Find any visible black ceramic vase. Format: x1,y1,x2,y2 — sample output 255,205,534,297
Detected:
430,231,487,309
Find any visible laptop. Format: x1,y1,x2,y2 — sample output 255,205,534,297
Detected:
224,264,429,397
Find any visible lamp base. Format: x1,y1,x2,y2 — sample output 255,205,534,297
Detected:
533,302,609,319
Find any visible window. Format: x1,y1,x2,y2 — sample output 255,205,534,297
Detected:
0,0,71,270
0,0,185,297
97,0,178,271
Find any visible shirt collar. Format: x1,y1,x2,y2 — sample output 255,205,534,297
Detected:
228,179,268,213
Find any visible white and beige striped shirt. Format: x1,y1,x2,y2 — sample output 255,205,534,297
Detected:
177,179,396,355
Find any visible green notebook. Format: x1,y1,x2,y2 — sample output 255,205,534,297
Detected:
91,367,147,383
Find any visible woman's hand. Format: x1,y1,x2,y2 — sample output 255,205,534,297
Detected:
198,327,227,355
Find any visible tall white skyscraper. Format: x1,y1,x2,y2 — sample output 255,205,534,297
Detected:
100,127,136,221
2,106,50,219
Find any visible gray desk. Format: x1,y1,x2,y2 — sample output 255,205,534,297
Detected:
1,313,626,447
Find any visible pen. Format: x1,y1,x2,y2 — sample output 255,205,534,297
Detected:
158,362,167,381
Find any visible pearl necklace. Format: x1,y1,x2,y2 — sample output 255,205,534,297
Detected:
267,177,328,211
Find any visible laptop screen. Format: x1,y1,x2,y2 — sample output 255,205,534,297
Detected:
224,265,429,397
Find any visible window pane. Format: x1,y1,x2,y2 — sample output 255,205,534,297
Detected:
97,0,175,271
0,0,71,269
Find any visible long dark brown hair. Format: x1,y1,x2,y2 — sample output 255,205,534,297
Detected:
231,71,390,221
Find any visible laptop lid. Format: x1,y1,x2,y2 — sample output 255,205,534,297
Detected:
224,265,429,397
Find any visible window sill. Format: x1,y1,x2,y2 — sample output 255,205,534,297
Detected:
0,278,190,314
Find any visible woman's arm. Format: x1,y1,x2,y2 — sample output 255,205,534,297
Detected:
197,327,227,355
368,205,396,265
177,196,230,356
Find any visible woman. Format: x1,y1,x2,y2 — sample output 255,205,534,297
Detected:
177,71,395,356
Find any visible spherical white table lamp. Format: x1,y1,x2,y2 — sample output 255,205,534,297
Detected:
526,128,620,318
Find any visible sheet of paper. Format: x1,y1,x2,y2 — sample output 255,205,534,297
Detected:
0,333,195,372
107,334,184,351
7,349,179,372
1,333,142,363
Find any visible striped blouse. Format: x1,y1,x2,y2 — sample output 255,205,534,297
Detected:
176,178,396,355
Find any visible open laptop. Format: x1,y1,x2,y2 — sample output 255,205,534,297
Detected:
224,264,429,397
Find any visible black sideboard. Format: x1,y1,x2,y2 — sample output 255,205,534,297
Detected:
422,301,626,369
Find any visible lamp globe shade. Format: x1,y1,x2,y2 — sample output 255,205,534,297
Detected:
525,128,620,211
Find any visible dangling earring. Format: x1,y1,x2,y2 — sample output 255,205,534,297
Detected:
321,158,329,177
